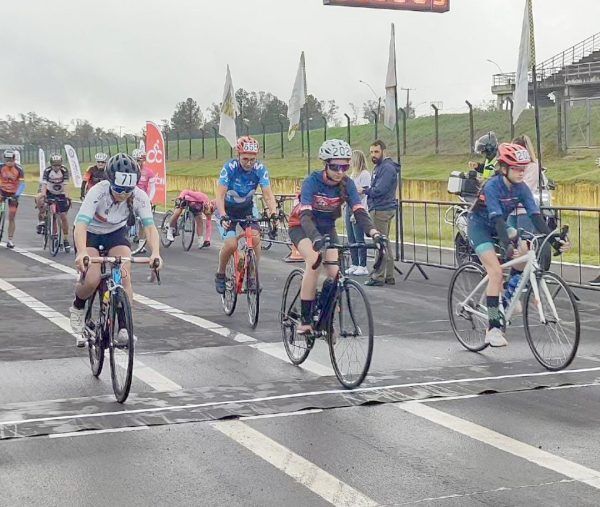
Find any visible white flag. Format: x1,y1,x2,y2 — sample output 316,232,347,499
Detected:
287,52,307,141
64,144,83,188
14,150,21,165
513,0,532,124
38,148,46,182
139,138,145,152
219,65,238,148
384,24,398,131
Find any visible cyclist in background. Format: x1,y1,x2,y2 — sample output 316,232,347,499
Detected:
0,149,25,249
70,153,162,346
167,189,214,248
214,136,277,294
81,153,108,199
36,154,72,252
132,149,156,201
469,132,498,180
287,139,383,335
467,143,569,348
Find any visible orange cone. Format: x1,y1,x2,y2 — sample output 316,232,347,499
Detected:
284,243,304,263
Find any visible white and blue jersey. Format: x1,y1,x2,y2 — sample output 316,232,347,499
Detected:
218,159,270,214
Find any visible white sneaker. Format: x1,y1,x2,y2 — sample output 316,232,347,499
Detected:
115,329,137,346
353,266,369,276
6,240,14,249
345,265,358,275
197,235,205,248
166,227,175,242
485,327,508,347
70,306,86,346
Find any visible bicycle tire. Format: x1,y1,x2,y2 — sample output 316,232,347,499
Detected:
221,255,238,316
448,262,489,352
130,218,147,255
50,213,61,257
181,210,195,251
246,248,260,328
281,268,311,365
260,220,273,251
85,290,105,377
160,211,174,248
524,271,580,371
329,279,374,389
279,215,291,251
109,287,134,403
455,232,475,266
0,206,5,244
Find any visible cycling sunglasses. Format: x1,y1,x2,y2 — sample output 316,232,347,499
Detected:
111,184,135,195
326,162,350,173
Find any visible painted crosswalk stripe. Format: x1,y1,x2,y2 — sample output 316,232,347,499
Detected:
0,277,182,393
250,342,331,376
48,426,150,439
213,420,378,506
399,401,600,490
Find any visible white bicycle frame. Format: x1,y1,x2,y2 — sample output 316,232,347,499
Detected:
459,234,561,327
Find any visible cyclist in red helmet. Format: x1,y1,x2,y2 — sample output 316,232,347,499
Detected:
467,143,569,347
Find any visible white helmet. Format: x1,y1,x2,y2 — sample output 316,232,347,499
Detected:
318,139,352,161
132,148,146,161
95,152,108,163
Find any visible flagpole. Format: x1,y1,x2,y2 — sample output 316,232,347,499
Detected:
305,103,311,175
394,69,403,262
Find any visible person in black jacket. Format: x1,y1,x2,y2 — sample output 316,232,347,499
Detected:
363,140,399,286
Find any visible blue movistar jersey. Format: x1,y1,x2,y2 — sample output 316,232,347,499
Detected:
470,173,539,226
218,159,270,210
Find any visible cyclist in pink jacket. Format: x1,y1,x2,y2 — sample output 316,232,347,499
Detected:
167,189,214,248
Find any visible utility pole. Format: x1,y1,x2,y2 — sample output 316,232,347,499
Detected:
401,87,415,118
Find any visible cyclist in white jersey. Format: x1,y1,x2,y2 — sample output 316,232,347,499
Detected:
69,153,162,347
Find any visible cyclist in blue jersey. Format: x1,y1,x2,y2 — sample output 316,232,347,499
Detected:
288,139,384,335
467,143,569,347
214,136,277,294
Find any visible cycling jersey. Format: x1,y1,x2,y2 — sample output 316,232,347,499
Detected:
218,159,270,211
84,165,107,187
178,189,209,204
137,165,156,196
75,180,154,234
0,163,24,194
289,170,364,231
43,166,69,195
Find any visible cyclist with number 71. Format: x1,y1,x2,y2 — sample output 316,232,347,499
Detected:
467,143,570,348
287,139,385,335
214,136,277,294
69,153,163,346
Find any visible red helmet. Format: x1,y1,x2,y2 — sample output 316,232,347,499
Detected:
236,136,260,155
497,143,531,168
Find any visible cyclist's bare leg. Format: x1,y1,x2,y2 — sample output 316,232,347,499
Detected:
250,229,261,261
324,248,339,279
108,245,133,302
480,250,503,297
218,237,238,273
7,204,17,240
35,194,46,221
75,247,101,300
297,238,320,300
204,213,213,242
169,207,183,228
59,213,69,237
194,215,204,236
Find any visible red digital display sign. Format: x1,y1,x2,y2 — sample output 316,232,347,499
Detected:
323,0,449,13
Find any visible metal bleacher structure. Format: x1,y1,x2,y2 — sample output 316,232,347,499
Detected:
492,32,600,108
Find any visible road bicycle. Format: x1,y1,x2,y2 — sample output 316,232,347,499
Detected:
160,200,197,251
448,228,579,371
81,248,160,403
258,194,293,251
130,205,157,255
42,195,69,257
221,217,273,328
280,236,386,388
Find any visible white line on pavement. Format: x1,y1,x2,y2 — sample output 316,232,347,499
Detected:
4,366,600,427
399,401,600,490
240,409,323,421
0,277,182,393
212,420,378,506
250,342,332,376
48,425,150,439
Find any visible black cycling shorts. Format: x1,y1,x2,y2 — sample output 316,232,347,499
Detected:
84,227,131,253
289,226,338,246
47,195,71,214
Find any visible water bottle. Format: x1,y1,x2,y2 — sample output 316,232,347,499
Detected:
503,273,522,308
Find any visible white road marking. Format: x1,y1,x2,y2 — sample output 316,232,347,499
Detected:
240,409,323,421
212,420,378,506
250,342,332,376
3,367,600,427
48,425,149,439
0,277,182,393
3,274,75,282
399,402,600,490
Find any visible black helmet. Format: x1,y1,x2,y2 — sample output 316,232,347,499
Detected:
50,154,63,165
474,132,498,159
105,153,141,189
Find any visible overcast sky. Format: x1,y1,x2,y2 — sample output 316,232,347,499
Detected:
3,0,599,134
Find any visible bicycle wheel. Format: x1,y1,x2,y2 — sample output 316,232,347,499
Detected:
524,271,580,371
160,211,174,248
181,210,195,251
246,249,260,328
42,213,49,250
454,233,473,266
448,262,489,352
130,218,147,255
221,255,238,316
50,214,61,257
0,206,6,244
109,287,134,403
329,279,374,389
260,220,273,251
85,290,105,377
281,268,311,365
278,214,291,250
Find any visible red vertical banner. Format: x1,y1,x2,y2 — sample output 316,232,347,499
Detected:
145,121,166,207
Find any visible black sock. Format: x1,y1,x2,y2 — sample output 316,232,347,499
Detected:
487,296,502,329
73,296,87,310
300,299,315,326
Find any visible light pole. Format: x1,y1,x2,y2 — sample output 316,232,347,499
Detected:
359,79,381,132
486,59,504,75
